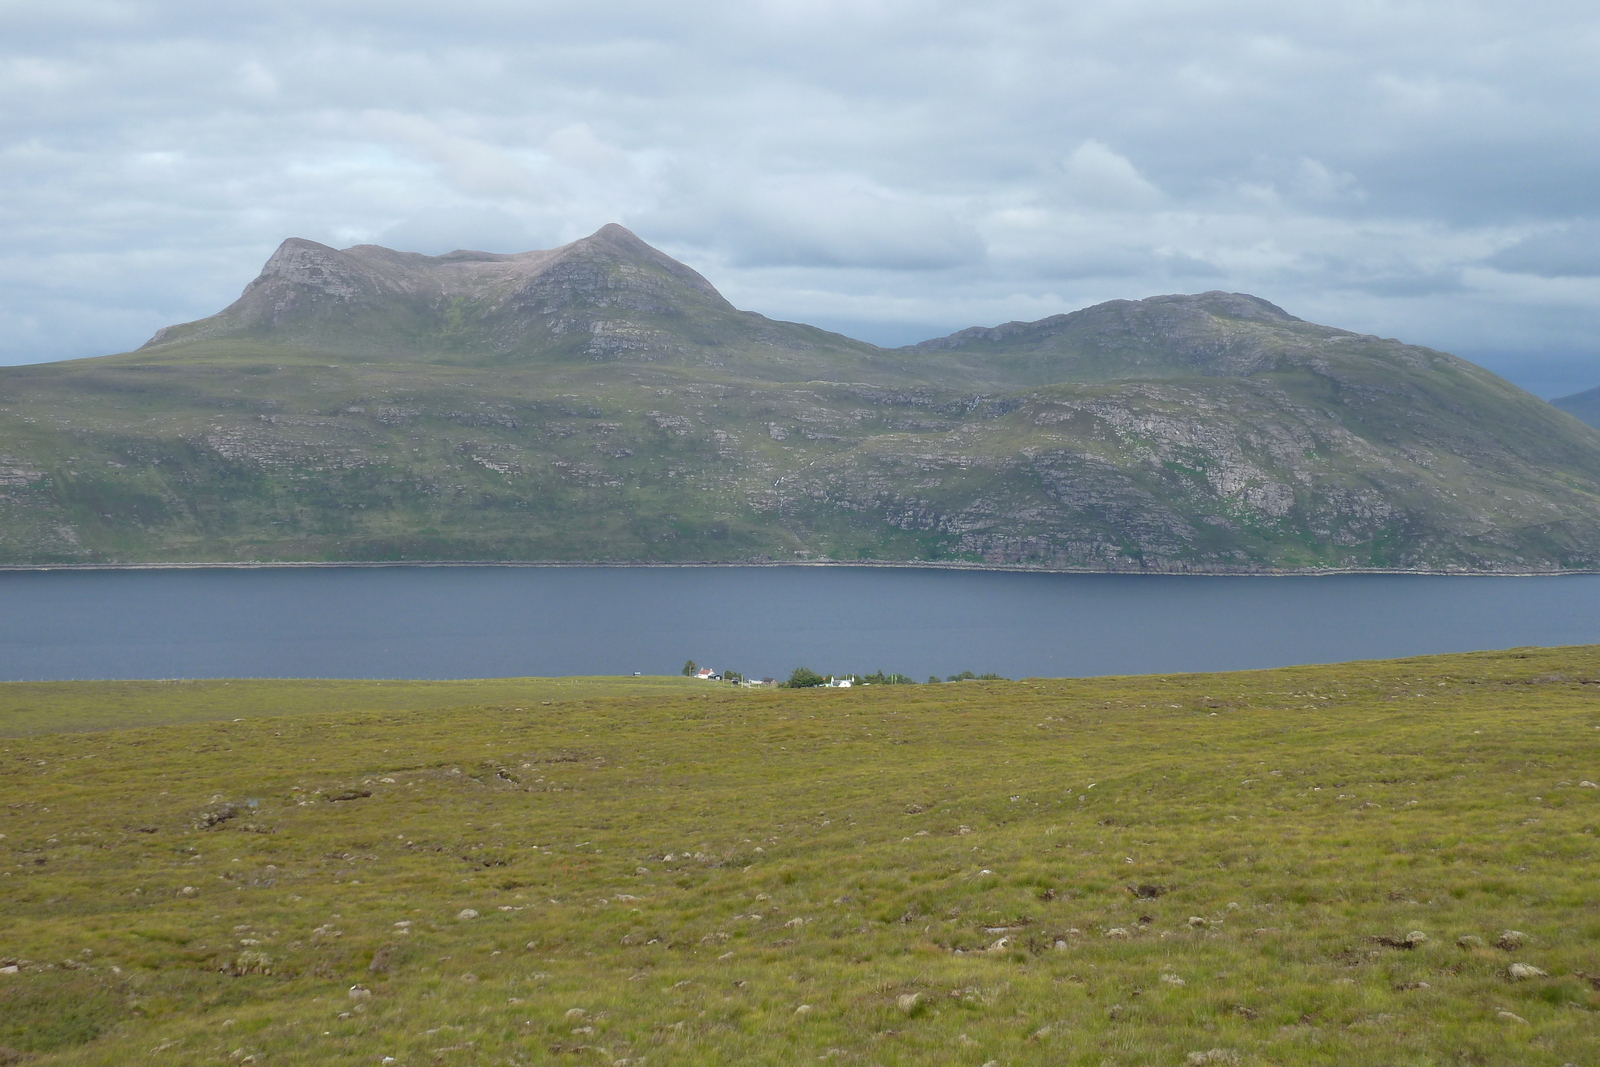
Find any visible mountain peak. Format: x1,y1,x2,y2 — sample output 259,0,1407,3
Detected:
1148,290,1300,323
141,224,741,357
589,221,643,242
900,290,1325,383
553,223,726,302
253,237,400,295
136,225,890,372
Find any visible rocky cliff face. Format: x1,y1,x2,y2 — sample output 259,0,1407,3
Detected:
767,373,1600,572
4,226,1600,570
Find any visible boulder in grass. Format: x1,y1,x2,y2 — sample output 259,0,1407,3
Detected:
1373,930,1428,949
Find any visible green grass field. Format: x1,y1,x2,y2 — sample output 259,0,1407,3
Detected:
3,649,1599,1066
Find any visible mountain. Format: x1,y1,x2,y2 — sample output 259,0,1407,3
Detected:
1552,385,1600,430
4,224,1600,572
141,223,891,379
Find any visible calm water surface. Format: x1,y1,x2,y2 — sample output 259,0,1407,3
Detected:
1,566,1598,681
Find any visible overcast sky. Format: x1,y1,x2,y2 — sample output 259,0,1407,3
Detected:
3,1,1599,396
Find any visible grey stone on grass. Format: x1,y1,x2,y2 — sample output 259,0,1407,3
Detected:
1186,1050,1240,1065
1494,930,1525,951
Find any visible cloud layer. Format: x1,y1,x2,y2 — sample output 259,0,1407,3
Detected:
3,0,1599,395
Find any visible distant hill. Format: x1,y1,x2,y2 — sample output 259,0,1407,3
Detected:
4,224,1600,572
1552,385,1600,430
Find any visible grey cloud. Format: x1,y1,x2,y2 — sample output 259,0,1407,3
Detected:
724,227,985,272
995,241,1174,282
1059,142,1164,210
377,205,553,257
1340,273,1468,299
1489,222,1600,278
652,173,985,271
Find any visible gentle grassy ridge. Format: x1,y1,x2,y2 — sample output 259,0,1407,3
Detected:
0,676,693,737
3,648,1599,1065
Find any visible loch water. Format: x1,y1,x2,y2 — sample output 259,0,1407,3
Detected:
2,565,1599,682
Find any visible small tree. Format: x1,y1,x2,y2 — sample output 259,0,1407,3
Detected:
724,670,743,684
926,675,942,684
783,667,827,688
682,659,698,677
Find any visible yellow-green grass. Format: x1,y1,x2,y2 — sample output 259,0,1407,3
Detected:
0,677,697,738
3,649,1599,1066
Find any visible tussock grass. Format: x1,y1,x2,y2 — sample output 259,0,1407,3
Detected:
2,647,1599,1065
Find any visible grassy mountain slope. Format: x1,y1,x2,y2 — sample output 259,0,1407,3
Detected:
3,646,1599,1065
4,226,1600,570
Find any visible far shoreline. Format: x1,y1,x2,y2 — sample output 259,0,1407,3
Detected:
0,559,1596,578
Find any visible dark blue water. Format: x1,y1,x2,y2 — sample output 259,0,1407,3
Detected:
1,566,1598,681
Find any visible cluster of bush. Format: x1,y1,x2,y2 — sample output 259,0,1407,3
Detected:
681,659,1008,688
780,667,1006,688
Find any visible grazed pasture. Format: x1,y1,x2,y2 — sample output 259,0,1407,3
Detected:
2,649,1599,1065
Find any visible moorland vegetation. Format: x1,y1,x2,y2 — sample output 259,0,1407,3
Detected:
5,226,1600,571
2,647,1599,1064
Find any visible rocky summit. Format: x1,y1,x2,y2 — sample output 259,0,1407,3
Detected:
3,224,1600,572
143,223,884,375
